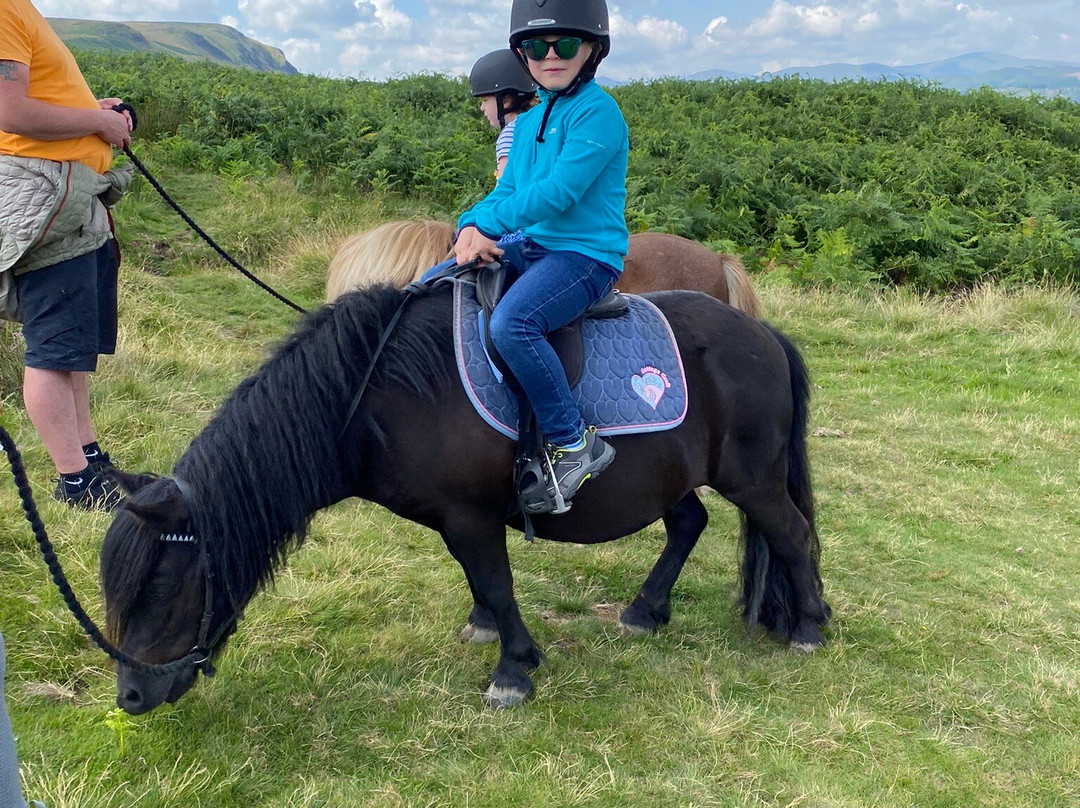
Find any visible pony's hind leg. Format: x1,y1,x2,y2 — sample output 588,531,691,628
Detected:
461,603,498,644
734,486,829,650
619,491,708,636
439,516,543,708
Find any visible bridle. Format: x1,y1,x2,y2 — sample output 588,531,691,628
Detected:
0,423,243,679
158,475,246,679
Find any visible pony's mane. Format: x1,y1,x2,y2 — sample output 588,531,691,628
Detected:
106,285,456,638
325,219,454,301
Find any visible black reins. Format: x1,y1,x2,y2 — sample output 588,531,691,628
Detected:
338,259,482,438
0,425,238,677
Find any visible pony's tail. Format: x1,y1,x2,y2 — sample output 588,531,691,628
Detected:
739,326,823,637
720,254,763,319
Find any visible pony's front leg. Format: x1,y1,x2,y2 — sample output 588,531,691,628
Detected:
440,518,543,708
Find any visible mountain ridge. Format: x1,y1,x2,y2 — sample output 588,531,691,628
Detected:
673,51,1080,100
48,18,297,75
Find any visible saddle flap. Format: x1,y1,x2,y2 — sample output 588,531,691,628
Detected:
474,261,509,313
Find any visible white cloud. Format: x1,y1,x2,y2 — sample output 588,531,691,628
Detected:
282,38,323,69
615,16,689,48
355,0,410,31
704,17,728,38
855,12,880,31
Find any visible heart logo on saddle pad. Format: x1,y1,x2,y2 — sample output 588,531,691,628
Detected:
631,368,669,409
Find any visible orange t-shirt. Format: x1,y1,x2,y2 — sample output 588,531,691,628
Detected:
0,0,113,172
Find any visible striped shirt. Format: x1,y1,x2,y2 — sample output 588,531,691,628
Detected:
495,119,516,165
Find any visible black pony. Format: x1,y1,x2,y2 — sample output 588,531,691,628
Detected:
101,284,830,714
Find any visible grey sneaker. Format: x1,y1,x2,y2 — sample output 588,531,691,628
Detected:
52,468,124,512
548,428,615,505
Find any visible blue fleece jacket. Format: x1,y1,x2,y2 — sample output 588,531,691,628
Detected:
457,80,629,271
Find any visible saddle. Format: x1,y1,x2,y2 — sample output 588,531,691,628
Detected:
467,259,630,521
470,259,629,388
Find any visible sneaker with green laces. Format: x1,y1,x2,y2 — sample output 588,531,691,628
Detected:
547,427,615,509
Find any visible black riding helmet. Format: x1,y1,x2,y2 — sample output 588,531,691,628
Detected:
469,49,539,130
509,0,611,59
469,49,538,97
508,0,611,142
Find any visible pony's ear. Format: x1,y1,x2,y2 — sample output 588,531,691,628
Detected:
119,477,190,524
111,470,160,495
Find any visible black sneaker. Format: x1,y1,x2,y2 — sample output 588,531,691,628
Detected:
548,428,615,506
52,469,125,512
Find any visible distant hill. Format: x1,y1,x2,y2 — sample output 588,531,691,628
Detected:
607,52,1080,102
48,19,297,75
764,52,1080,101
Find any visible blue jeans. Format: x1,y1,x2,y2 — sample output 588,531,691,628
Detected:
489,240,619,446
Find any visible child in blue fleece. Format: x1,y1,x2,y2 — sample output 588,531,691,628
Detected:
454,0,627,510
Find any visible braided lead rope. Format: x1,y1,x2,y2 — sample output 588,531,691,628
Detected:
0,425,208,677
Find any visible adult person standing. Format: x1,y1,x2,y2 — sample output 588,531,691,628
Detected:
0,0,134,510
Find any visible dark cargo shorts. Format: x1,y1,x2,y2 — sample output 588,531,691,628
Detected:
16,240,120,372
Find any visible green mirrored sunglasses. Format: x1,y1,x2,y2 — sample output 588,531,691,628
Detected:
519,37,584,62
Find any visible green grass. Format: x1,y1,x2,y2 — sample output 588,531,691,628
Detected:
1,172,1078,807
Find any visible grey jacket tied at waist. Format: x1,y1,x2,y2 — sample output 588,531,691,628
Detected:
0,155,133,320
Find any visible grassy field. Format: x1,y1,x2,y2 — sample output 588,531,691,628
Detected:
0,173,1078,807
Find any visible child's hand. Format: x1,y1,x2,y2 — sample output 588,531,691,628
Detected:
455,226,504,265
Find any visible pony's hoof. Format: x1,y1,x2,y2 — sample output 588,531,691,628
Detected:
790,622,826,653
483,684,530,709
617,601,668,636
460,623,499,644
616,620,653,638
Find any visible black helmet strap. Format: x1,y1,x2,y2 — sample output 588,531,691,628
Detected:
496,92,508,130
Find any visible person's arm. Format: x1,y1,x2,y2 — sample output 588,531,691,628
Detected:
0,60,131,147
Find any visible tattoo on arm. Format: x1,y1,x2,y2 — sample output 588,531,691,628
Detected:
0,61,21,81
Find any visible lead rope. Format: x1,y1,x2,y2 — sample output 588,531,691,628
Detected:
110,104,306,315
0,425,215,677
121,146,307,315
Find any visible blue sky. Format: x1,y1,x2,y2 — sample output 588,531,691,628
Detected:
34,0,1080,80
